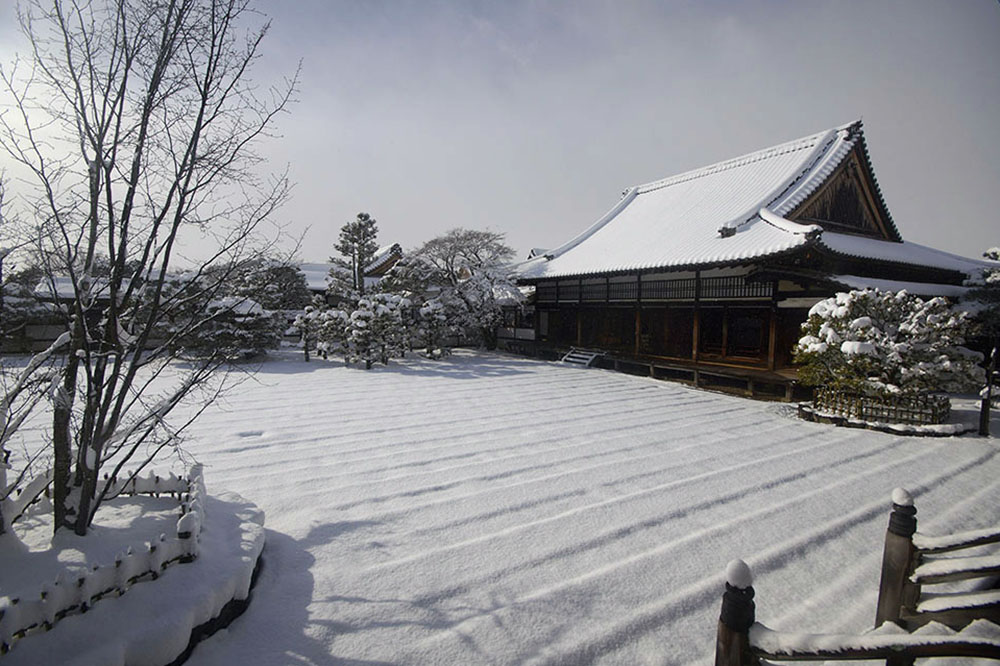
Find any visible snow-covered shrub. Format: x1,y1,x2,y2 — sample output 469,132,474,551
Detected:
347,299,377,369
415,297,456,357
794,289,983,397
369,292,408,364
1,265,55,352
174,297,284,360
293,304,321,361
313,308,349,360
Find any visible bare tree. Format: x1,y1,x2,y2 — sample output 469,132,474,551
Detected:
0,0,297,535
408,228,519,350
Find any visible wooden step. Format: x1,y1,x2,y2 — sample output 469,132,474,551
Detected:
560,348,603,367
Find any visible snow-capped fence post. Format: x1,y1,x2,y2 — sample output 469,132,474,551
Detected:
715,559,755,666
874,488,918,636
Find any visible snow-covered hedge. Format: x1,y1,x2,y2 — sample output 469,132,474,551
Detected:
0,465,206,653
795,289,984,397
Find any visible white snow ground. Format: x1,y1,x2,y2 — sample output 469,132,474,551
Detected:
8,349,997,664
159,349,999,666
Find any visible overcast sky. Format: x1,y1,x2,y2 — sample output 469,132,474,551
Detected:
2,1,999,263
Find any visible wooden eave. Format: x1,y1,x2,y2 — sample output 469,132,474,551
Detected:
811,244,968,285
515,244,815,285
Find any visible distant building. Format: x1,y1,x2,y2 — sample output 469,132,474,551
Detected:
300,243,403,304
514,121,988,396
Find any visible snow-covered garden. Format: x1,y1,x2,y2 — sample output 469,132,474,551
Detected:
7,349,996,664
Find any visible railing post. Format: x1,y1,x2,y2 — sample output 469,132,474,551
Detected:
875,488,918,632
716,559,756,666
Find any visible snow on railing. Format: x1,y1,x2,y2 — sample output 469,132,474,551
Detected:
2,468,53,525
0,464,206,654
716,490,1000,664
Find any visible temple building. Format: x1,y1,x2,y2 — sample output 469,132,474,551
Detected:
513,121,987,397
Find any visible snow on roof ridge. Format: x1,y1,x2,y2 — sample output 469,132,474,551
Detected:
768,125,858,216
711,123,857,237
636,121,857,196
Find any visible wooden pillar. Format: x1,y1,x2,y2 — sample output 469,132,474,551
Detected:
692,310,700,362
767,307,778,371
720,307,729,359
875,489,918,633
576,309,582,347
634,307,641,356
693,270,701,362
715,560,755,666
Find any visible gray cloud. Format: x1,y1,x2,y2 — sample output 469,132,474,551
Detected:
3,1,998,262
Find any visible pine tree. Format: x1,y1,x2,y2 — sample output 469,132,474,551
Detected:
795,288,984,397
347,299,377,369
330,213,379,302
315,308,350,361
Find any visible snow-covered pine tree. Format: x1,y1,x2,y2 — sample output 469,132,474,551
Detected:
230,259,312,312
795,288,984,397
0,263,51,352
347,299,377,369
330,213,379,303
294,298,328,362
416,297,455,358
368,294,400,365
315,308,350,361
175,297,284,360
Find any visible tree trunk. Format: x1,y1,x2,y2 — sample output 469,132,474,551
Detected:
482,326,498,350
53,344,82,532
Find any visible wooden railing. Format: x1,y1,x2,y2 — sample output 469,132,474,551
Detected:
813,387,950,425
715,488,1000,664
0,465,206,654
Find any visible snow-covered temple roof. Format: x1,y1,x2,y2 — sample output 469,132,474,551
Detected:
298,245,404,293
367,243,403,275
518,121,986,281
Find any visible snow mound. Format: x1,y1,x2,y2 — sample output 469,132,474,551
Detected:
4,492,265,666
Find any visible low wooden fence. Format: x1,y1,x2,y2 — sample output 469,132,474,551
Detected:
715,488,1000,664
0,465,206,654
813,387,950,425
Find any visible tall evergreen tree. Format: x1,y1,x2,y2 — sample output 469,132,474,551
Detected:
330,213,379,300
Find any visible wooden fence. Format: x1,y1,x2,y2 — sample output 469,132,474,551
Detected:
813,387,950,425
0,465,206,654
715,488,1000,664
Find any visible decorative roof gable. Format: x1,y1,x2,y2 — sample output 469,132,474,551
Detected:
788,133,901,242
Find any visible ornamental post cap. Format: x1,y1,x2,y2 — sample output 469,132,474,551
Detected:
726,559,753,589
891,487,913,507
